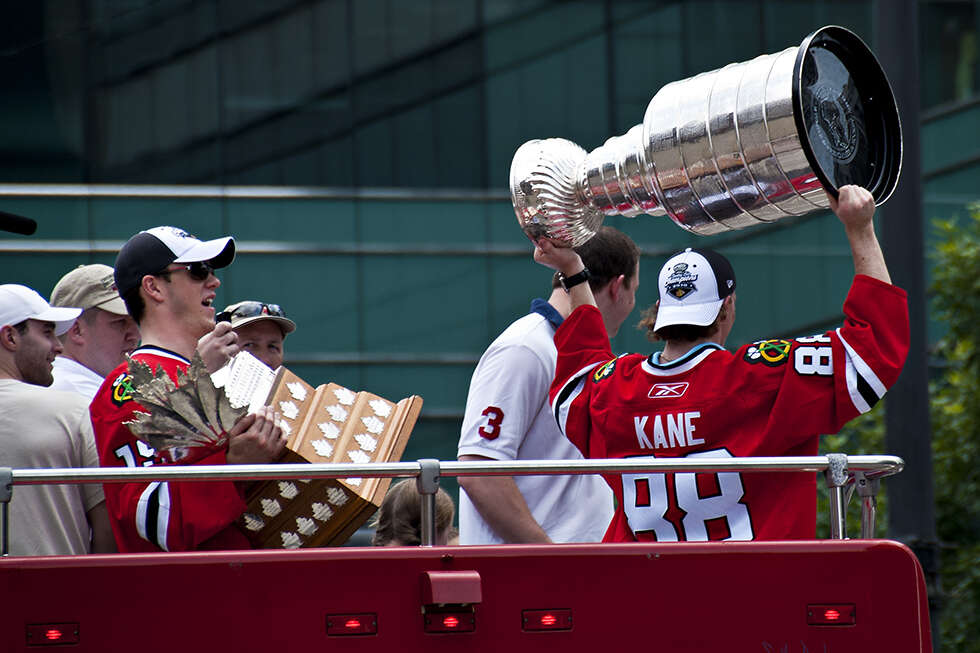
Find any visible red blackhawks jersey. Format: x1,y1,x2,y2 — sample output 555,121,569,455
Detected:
90,346,250,552
550,275,909,542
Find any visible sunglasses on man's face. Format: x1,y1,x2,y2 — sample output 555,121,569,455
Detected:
215,301,285,323
162,261,214,282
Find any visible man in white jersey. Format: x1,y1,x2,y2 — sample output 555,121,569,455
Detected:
49,264,140,400
457,226,641,544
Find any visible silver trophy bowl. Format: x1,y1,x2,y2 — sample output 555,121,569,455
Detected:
511,25,902,246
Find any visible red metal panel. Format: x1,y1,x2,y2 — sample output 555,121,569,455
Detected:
0,540,931,652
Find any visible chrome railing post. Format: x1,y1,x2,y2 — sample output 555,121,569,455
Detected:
824,454,849,540
854,472,881,539
1,467,12,557
416,459,441,547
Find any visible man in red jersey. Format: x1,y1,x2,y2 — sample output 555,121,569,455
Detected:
533,185,909,542
90,226,285,552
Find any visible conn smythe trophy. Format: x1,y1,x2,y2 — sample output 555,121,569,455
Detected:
125,352,423,549
511,26,902,246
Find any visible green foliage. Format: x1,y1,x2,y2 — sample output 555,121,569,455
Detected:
814,206,980,650
929,207,980,651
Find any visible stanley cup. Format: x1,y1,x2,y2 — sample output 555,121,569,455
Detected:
510,25,902,246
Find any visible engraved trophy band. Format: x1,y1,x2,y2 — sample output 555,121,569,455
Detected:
510,25,902,246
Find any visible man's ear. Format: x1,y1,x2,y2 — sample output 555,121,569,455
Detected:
607,274,625,300
0,324,20,352
66,319,85,346
141,274,166,304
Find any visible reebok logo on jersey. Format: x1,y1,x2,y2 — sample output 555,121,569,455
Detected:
648,382,689,398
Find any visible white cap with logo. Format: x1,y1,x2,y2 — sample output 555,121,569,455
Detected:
654,247,737,331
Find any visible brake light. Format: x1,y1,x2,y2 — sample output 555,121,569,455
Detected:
25,623,80,646
807,604,856,626
423,608,476,633
326,613,377,636
522,608,573,631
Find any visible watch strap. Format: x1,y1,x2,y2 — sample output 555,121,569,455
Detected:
559,268,591,292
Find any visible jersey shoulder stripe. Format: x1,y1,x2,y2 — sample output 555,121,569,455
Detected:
836,328,887,413
552,361,602,434
137,481,171,551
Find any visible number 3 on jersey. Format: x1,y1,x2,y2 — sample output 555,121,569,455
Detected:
622,449,754,541
478,406,504,440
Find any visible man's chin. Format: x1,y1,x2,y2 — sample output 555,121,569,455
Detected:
28,374,54,388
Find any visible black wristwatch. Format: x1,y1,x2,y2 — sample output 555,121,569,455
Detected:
558,268,592,292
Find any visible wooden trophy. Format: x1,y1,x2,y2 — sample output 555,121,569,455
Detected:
218,354,423,548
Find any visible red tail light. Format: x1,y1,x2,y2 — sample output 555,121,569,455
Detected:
326,613,377,636
807,604,856,626
523,609,573,632
26,623,80,646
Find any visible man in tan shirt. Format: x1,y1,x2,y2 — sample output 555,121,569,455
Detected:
0,284,116,555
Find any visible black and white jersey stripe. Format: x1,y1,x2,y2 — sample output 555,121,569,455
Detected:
136,481,171,551
837,328,887,414
552,362,602,435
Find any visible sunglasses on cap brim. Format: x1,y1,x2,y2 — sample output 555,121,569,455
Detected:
215,301,286,323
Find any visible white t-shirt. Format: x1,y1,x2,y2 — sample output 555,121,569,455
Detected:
457,302,614,544
50,356,105,402
0,380,104,555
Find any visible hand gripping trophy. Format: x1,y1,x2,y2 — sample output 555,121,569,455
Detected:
510,26,902,246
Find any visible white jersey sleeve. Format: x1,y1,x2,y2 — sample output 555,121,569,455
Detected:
458,339,551,461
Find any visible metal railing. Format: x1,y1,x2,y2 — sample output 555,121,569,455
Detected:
0,454,903,555
0,183,511,201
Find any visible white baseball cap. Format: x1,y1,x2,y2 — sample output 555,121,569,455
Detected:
654,247,737,331
0,284,83,336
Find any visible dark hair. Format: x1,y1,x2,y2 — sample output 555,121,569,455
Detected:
371,480,456,546
551,226,640,291
12,320,28,335
122,284,146,325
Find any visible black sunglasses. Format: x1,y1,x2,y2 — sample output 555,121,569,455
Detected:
216,301,285,323
159,261,214,282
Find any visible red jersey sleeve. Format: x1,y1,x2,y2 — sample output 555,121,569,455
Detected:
731,274,909,446
90,356,249,552
550,304,616,458
832,274,909,421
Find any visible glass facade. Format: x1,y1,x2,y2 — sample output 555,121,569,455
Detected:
0,0,886,185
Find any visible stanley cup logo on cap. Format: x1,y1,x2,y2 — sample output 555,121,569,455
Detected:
665,263,698,300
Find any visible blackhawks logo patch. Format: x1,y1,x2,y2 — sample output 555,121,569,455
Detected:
744,339,792,366
593,358,617,383
110,372,135,406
